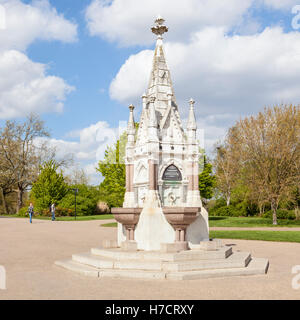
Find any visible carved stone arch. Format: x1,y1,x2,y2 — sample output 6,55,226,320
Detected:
162,164,182,181
159,159,183,180
134,161,148,183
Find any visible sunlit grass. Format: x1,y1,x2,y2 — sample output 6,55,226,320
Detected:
209,216,300,228
210,230,300,243
0,214,114,221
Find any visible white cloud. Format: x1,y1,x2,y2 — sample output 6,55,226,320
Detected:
262,0,299,10
44,121,118,162
110,49,153,103
37,121,120,184
0,50,74,118
0,0,77,51
0,0,78,119
85,0,253,46
85,0,300,48
109,26,300,152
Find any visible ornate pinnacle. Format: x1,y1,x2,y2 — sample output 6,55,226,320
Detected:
128,104,135,131
187,99,197,131
151,15,168,38
149,96,156,103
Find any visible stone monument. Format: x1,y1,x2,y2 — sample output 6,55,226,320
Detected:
55,17,269,280
112,16,209,251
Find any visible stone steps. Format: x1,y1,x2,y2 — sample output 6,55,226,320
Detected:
71,251,251,272
163,252,251,272
54,257,269,280
72,252,163,271
55,259,99,277
90,246,233,262
55,246,269,280
166,258,269,280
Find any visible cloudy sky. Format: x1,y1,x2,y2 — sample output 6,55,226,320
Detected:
1,0,300,184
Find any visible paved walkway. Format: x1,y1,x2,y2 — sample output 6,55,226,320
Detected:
0,218,300,300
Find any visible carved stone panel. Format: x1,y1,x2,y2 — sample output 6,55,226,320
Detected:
162,183,182,207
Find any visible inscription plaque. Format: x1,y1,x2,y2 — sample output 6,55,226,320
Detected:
162,165,182,181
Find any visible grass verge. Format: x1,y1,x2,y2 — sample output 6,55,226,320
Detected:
0,214,114,221
209,216,300,228
101,222,118,227
2,214,300,227
100,223,300,243
210,230,300,243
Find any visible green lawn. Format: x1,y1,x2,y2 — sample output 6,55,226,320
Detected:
101,222,118,227
209,216,300,228
100,220,300,243
210,230,300,243
2,213,300,229
0,214,114,221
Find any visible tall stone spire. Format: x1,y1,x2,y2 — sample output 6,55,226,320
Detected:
147,16,175,115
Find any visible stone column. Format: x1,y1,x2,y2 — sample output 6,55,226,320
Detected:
123,104,136,208
125,164,134,193
123,164,135,208
175,229,180,241
186,161,202,207
180,229,185,242
148,160,158,190
187,162,194,191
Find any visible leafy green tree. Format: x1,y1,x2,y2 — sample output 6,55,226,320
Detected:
58,184,100,216
31,160,68,212
97,125,138,208
199,156,216,201
97,138,126,208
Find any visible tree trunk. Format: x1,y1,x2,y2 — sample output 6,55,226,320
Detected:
271,199,278,225
0,188,8,215
226,195,230,206
16,187,23,214
259,204,263,217
258,203,265,217
295,206,300,221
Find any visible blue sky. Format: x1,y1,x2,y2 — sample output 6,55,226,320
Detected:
1,0,300,184
26,0,136,135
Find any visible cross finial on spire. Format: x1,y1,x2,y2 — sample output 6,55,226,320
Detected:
189,98,195,107
151,15,168,39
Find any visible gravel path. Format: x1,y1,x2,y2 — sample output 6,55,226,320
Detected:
0,218,299,300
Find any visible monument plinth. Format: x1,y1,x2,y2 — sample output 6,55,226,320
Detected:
55,17,269,280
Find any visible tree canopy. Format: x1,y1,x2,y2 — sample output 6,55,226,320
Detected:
31,160,68,211
199,155,216,202
97,132,127,208
214,105,300,224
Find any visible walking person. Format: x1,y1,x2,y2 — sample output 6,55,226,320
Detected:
27,203,34,224
51,203,56,221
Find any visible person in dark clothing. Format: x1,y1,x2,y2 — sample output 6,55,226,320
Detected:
51,203,56,221
28,203,34,224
